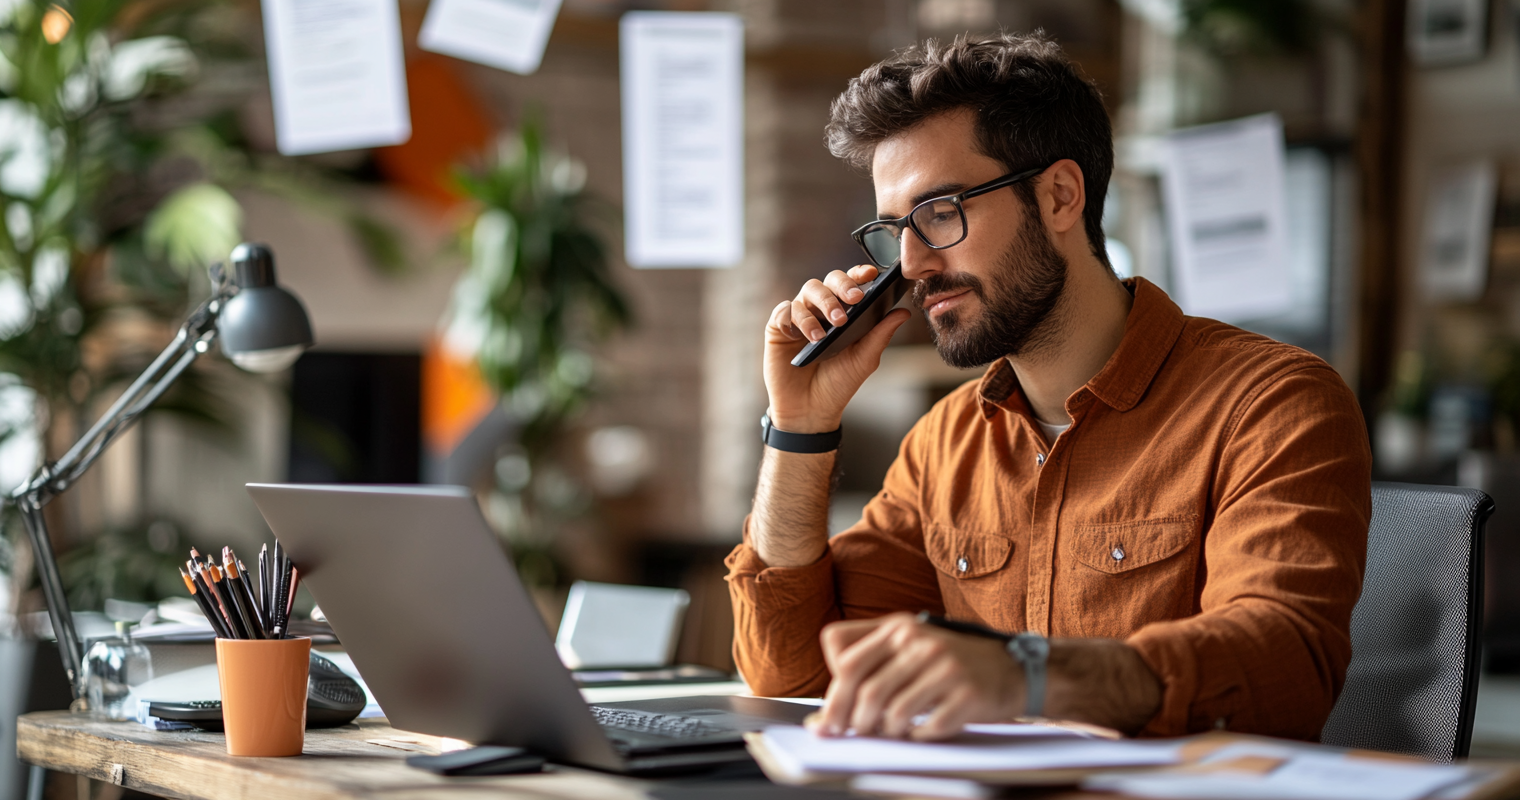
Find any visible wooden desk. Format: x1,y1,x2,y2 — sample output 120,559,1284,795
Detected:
17,711,653,800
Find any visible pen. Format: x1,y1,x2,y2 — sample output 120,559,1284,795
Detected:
207,563,250,639
273,543,293,639
258,543,271,629
224,551,268,639
180,567,231,639
916,612,1012,642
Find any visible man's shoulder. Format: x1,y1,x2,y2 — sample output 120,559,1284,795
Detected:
1175,316,1342,387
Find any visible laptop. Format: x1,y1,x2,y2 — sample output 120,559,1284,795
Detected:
244,483,813,774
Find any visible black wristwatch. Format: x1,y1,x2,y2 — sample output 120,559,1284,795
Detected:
760,413,842,454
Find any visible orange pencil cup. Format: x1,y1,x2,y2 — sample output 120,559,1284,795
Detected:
216,637,310,756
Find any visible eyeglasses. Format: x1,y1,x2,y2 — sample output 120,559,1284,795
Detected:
850,165,1047,269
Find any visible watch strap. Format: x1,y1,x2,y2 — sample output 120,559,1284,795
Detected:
1007,633,1050,718
760,414,842,454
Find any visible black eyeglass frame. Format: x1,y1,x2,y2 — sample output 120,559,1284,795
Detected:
850,164,1049,269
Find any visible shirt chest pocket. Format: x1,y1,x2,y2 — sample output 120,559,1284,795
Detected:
1063,515,1201,638
925,523,1014,579
924,523,1021,629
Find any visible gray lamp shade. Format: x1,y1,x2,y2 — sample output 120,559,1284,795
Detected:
219,243,314,372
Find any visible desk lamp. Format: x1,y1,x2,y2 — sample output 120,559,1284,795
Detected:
9,242,314,697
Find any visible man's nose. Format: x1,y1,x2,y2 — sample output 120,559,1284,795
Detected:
899,229,943,282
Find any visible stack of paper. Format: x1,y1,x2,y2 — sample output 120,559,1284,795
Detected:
753,725,1183,784
1083,742,1495,800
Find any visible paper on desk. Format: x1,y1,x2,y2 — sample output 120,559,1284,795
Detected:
419,0,562,75
1083,743,1474,800
759,725,1181,777
261,0,411,155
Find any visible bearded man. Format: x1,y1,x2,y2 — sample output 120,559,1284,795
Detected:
725,33,1372,742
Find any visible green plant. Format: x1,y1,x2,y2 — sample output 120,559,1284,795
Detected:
445,116,631,587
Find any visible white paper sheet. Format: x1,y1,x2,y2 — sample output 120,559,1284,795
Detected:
1419,160,1497,302
261,0,411,155
759,725,1181,777
1083,743,1475,800
620,12,744,268
1160,113,1293,321
419,0,562,75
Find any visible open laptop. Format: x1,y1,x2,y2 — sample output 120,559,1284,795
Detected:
244,483,812,774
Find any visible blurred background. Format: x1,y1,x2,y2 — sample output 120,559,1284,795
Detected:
3,0,1520,786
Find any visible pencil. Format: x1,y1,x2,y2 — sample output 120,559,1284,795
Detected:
206,563,250,639
224,551,268,639
180,567,231,639
283,568,300,638
189,560,235,636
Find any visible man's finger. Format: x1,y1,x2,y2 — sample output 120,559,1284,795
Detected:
849,635,945,737
817,620,903,736
768,301,804,342
880,656,958,739
838,308,912,375
910,685,979,742
790,297,829,343
802,279,850,328
823,270,865,305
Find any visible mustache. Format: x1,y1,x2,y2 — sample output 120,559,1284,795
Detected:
912,273,985,310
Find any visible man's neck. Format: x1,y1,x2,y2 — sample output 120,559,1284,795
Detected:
1007,256,1133,427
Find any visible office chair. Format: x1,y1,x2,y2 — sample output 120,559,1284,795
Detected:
1320,482,1493,762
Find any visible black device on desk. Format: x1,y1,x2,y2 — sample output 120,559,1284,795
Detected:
245,484,814,775
146,652,366,730
790,262,908,368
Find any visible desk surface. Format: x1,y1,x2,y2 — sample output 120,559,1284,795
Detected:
18,711,654,800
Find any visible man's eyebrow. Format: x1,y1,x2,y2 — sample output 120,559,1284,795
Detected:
877,183,968,220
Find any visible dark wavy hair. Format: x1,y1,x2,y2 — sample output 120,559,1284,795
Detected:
825,32,1114,267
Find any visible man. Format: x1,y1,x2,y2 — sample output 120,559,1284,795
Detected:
725,33,1371,742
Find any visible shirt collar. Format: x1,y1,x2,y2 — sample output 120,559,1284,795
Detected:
975,277,1187,419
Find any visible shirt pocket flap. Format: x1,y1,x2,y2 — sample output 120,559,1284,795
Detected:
925,523,1014,579
1073,516,1198,575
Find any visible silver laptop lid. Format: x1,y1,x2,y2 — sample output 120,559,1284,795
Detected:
245,483,621,769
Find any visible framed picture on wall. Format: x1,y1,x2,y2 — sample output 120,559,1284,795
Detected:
1408,0,1489,65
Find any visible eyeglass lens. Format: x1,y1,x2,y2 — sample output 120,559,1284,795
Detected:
860,198,968,267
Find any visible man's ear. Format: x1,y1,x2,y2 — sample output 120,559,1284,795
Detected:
1040,159,1086,235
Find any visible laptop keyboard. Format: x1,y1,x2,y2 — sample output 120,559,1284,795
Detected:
591,706,727,740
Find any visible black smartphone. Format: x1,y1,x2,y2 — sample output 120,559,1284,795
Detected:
790,263,910,368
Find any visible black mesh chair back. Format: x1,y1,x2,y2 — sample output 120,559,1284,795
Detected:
1320,482,1493,762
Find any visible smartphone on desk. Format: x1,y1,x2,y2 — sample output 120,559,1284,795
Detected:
790,262,910,368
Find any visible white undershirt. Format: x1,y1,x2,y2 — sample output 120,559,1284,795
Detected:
1037,419,1071,445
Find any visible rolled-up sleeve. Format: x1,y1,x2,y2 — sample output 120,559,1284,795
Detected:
1127,366,1371,739
726,425,944,697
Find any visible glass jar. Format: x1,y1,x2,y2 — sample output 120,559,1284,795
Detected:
83,621,153,720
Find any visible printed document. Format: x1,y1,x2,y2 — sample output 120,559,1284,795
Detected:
1160,114,1293,321
261,0,411,155
620,12,744,268
419,0,562,75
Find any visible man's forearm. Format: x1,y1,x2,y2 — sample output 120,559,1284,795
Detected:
752,447,836,568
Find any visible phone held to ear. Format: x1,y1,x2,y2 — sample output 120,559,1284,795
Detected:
790,263,909,368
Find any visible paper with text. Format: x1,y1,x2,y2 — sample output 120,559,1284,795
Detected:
419,0,562,75
621,12,744,268
1160,114,1293,321
261,0,411,156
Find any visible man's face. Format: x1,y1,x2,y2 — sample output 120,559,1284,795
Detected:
870,110,1068,367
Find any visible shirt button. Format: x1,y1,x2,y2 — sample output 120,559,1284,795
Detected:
956,557,969,573
1112,546,1126,562
1036,453,1046,466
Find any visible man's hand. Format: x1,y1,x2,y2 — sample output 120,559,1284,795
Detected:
811,613,1024,741
810,614,1168,740
765,264,912,433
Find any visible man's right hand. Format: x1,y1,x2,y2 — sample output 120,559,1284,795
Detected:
764,264,913,433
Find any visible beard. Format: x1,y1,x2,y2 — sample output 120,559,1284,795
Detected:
912,210,1070,369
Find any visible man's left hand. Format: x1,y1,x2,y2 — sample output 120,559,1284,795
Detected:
811,612,1023,741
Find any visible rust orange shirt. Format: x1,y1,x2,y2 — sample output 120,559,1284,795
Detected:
726,278,1371,740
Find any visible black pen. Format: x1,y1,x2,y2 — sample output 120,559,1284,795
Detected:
258,543,271,629
917,611,1012,642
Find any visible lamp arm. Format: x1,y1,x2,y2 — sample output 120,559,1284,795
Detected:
8,284,231,697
